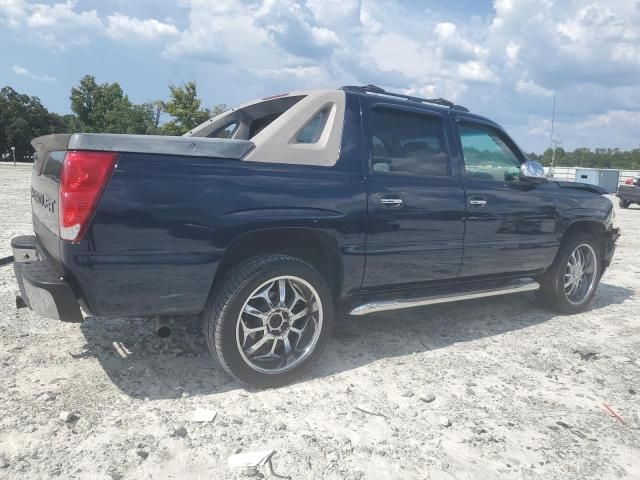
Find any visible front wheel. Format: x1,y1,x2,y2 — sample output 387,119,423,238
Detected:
204,255,334,388
619,198,630,208
537,233,602,313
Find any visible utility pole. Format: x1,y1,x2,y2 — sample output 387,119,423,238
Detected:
551,139,562,172
11,146,16,166
549,95,556,177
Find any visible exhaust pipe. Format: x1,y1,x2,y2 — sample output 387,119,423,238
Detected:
156,316,171,338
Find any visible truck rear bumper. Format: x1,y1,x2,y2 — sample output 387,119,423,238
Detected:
11,235,84,323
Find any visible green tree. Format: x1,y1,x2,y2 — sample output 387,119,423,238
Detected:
0,86,74,160
528,147,640,170
70,75,156,134
160,82,212,135
145,100,164,135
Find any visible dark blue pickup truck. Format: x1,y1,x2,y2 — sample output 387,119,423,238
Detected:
12,85,620,387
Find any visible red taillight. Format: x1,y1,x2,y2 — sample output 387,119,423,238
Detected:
625,178,633,185
59,150,118,242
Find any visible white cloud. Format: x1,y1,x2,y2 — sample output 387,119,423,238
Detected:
505,41,520,65
515,110,640,151
366,32,427,79
254,0,340,59
0,0,101,48
306,0,361,30
0,0,28,26
488,0,640,88
1,0,181,49
27,1,101,29
106,14,178,42
434,22,487,62
359,7,382,35
162,0,261,63
457,60,498,84
2,0,640,151
515,78,553,97
11,65,56,81
255,65,324,80
163,27,230,62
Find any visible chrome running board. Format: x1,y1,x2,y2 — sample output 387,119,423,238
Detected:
350,278,540,316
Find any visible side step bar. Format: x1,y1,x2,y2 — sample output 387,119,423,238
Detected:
350,278,540,316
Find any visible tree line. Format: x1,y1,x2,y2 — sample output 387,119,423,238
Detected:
2,76,640,169
1,75,225,161
528,147,640,171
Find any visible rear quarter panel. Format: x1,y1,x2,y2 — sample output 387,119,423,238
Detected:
63,154,366,317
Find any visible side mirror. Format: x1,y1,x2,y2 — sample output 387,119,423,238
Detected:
520,161,546,182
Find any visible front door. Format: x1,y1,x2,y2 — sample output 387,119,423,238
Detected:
362,104,466,289
456,120,559,277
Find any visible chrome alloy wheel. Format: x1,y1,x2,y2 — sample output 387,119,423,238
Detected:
564,243,598,305
236,276,323,374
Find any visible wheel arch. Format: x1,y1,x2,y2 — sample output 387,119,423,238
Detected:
560,219,607,257
212,227,343,298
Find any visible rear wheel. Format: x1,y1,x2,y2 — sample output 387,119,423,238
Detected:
204,255,334,387
619,198,630,208
537,233,602,313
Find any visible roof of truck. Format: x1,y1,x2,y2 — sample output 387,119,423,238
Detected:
347,84,503,125
187,85,501,139
341,84,467,110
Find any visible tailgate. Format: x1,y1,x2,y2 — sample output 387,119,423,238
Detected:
30,134,72,263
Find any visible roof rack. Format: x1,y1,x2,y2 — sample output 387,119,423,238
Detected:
340,84,469,112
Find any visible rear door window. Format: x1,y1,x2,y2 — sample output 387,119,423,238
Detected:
370,107,450,177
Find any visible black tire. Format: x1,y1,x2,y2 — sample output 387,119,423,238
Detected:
204,255,334,388
619,198,630,208
537,232,602,314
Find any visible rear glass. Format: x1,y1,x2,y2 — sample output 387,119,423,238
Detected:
210,122,238,138
206,95,305,141
249,113,282,138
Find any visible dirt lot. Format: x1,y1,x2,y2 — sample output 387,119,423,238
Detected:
1,163,639,479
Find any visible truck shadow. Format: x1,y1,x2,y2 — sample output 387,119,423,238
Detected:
80,282,633,399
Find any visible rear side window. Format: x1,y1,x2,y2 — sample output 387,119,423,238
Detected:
459,123,521,181
295,107,330,144
370,108,449,176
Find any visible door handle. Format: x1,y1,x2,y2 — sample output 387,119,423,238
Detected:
469,198,487,207
379,195,403,207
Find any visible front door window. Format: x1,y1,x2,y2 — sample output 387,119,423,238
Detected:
459,123,521,182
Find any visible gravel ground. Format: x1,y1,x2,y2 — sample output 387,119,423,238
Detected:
1,163,639,480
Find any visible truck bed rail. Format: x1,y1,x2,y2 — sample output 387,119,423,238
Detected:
68,133,254,159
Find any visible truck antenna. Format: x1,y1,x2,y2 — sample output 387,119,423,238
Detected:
549,95,556,175
549,95,556,152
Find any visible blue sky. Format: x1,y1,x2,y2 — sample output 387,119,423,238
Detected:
1,0,639,153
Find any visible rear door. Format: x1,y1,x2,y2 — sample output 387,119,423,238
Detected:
455,120,559,277
361,102,466,289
